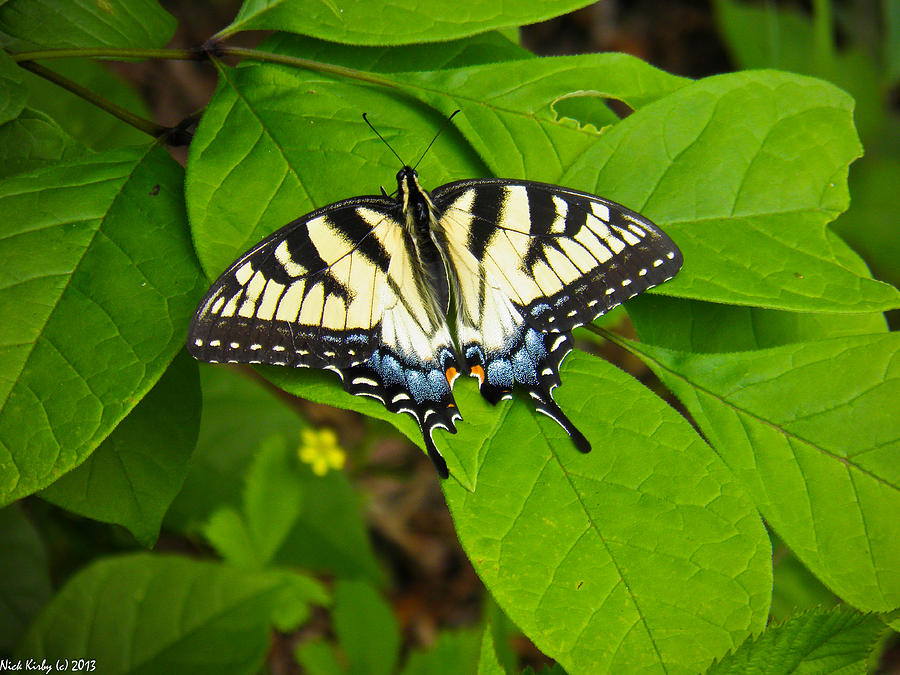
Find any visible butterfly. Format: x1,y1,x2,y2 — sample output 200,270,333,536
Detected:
187,114,683,478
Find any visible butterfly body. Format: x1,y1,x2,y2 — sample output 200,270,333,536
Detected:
188,164,682,478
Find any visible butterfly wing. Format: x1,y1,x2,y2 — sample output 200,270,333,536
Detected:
188,197,461,477
431,179,683,449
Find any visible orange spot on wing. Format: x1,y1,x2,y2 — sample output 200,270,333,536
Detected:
470,364,485,385
445,366,458,386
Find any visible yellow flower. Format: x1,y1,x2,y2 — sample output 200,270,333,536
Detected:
298,427,345,476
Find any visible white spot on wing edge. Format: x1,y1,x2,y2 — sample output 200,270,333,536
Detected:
234,262,254,286
352,376,379,387
590,202,610,221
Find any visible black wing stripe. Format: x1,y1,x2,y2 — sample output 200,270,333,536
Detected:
466,184,504,259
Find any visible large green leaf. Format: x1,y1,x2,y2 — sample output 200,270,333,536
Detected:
630,334,900,612
707,607,886,675
38,351,201,547
0,146,206,504
0,0,175,50
443,351,771,675
17,553,327,673
259,30,533,71
562,70,899,313
0,108,86,180
219,0,594,46
392,54,689,182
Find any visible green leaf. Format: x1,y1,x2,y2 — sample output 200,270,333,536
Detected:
707,607,886,675
0,0,175,50
400,627,482,675
0,49,26,125
333,580,401,675
0,504,51,652
295,639,345,675
0,108,86,180
394,53,690,181
0,146,206,504
477,622,506,675
204,506,257,568
38,351,201,547
271,571,329,632
627,295,886,353
17,553,323,673
563,70,899,313
630,333,900,612
21,58,150,150
204,434,304,568
220,0,596,46
443,351,772,674
168,365,384,585
259,30,533,71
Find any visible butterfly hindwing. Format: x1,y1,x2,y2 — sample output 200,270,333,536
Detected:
431,179,683,450
187,196,462,477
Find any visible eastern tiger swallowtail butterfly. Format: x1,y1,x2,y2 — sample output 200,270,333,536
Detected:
187,116,683,478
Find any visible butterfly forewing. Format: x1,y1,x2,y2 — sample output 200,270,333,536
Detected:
433,179,683,333
192,199,405,368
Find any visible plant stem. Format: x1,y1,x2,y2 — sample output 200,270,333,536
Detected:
221,46,399,89
17,61,166,138
811,0,836,74
9,47,197,62
585,324,634,353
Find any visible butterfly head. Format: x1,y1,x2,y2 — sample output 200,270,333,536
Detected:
396,166,434,229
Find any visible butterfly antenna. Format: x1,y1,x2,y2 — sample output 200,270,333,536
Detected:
413,109,460,171
362,113,406,166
